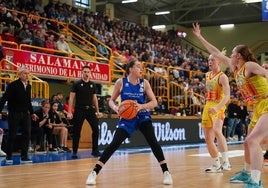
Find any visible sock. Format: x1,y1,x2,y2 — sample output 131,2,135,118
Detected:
251,170,261,184
0,134,3,143
93,164,102,175
243,162,250,172
221,152,229,163
213,157,221,167
0,134,2,150
160,163,168,173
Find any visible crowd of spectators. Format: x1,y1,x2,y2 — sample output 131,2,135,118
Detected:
0,0,243,113
30,92,72,153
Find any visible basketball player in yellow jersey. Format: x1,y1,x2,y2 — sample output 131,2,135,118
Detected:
202,54,231,173
193,22,268,188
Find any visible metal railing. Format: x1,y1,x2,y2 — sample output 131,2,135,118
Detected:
0,58,49,99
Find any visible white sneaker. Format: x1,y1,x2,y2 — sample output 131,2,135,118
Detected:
163,171,173,185
222,161,231,171
5,158,13,164
205,164,222,173
85,171,97,185
0,149,6,157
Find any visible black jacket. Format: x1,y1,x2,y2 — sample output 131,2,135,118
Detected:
0,79,34,114
227,102,239,118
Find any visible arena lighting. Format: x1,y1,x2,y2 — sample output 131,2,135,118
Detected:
122,0,138,4
243,0,262,3
155,11,170,15
152,25,166,29
220,24,234,29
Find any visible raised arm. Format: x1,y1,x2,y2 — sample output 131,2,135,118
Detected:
192,23,233,70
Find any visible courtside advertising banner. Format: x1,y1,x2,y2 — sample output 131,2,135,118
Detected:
2,47,110,83
98,118,205,149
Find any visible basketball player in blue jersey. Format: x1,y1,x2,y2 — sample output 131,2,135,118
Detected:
85,58,173,185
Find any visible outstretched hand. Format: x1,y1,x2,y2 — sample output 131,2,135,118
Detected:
192,23,201,38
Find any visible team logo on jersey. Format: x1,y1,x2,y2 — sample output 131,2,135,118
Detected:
125,83,129,87
90,84,93,88
139,82,144,92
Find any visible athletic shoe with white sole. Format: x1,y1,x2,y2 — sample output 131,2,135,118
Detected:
5,157,13,164
230,169,250,183
163,171,173,185
244,178,263,188
222,161,232,171
85,171,97,185
205,164,222,173
0,149,6,157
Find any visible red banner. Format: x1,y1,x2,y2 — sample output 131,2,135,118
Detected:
2,48,110,83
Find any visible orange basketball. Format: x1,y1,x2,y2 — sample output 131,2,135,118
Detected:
118,100,138,120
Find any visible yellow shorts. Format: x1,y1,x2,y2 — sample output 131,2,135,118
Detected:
201,102,226,128
248,98,268,130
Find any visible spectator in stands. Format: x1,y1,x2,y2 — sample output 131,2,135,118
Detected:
110,42,127,66
34,100,57,152
0,66,38,164
18,23,33,45
31,107,45,152
9,10,23,35
25,0,35,11
122,49,131,62
55,92,64,112
49,101,71,152
32,29,45,49
237,100,248,141
50,94,57,103
45,34,57,53
0,6,11,34
226,98,240,141
35,0,45,15
37,20,49,37
0,128,6,157
102,95,112,114
97,40,109,58
154,97,169,114
56,34,73,57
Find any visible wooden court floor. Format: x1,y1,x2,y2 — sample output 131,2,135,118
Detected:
0,144,267,188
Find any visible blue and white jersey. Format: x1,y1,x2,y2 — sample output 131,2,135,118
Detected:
120,77,150,116
118,77,152,135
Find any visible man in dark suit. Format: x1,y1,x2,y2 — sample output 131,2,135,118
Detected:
0,66,37,164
